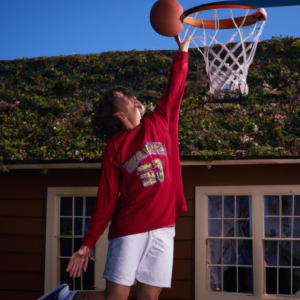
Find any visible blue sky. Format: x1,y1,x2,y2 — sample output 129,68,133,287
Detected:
1,0,299,60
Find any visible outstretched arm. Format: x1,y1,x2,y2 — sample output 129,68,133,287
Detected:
66,144,120,278
151,32,195,139
83,143,120,251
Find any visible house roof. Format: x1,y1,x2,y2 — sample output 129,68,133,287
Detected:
0,36,300,167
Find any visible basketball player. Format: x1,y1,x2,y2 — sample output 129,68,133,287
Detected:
66,31,194,300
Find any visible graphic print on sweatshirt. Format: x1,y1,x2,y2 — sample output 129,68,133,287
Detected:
123,142,168,188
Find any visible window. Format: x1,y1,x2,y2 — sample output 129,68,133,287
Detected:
59,196,97,290
264,195,300,296
44,187,109,295
207,195,253,294
195,185,300,300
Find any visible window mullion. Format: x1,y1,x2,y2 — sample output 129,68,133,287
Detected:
277,240,279,295
235,195,239,294
236,239,239,293
291,241,293,295
221,240,224,292
253,189,264,297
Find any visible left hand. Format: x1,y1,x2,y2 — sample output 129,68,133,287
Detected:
66,245,91,278
175,28,197,52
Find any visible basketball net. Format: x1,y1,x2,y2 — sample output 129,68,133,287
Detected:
182,8,266,95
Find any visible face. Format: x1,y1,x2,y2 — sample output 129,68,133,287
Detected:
114,94,145,130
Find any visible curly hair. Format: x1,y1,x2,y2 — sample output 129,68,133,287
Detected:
92,86,135,142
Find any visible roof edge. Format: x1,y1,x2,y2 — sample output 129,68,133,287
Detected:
2,158,300,171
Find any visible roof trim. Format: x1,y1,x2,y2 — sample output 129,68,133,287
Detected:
2,159,300,170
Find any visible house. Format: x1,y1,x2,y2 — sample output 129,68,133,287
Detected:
1,37,300,300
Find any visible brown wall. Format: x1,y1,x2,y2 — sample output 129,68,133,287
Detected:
180,162,300,300
0,167,193,300
0,168,100,300
1,163,299,300
182,163,300,200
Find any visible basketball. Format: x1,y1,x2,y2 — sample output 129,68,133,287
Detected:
150,0,184,37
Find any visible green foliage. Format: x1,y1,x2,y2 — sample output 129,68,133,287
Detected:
0,37,300,163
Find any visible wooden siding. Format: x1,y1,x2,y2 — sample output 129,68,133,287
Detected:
3,163,297,299
0,169,100,300
182,163,300,300
0,168,194,300
182,164,300,199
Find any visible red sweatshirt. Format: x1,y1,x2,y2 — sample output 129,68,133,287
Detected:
83,51,189,251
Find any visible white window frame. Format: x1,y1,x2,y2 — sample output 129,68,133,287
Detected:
195,185,300,300
44,187,109,294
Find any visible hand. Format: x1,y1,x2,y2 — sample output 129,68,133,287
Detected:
175,28,197,52
66,245,92,278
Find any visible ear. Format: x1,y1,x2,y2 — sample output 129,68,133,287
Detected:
113,111,126,121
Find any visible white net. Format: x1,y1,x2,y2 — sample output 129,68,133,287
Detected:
182,8,267,95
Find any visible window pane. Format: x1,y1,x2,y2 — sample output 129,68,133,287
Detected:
238,267,253,294
282,196,292,216
223,239,236,265
293,241,300,266
223,220,234,237
60,218,72,235
224,196,234,218
60,258,74,289
293,268,300,294
75,276,81,290
60,197,72,216
85,218,91,234
75,197,83,216
236,220,251,237
238,240,253,266
294,218,300,238
207,194,253,295
83,259,95,290
60,238,72,257
236,196,250,218
74,218,83,235
265,241,278,266
279,268,291,295
266,268,277,294
265,217,279,237
282,217,292,238
74,238,83,253
208,196,222,218
86,197,96,216
223,267,237,292
264,196,279,216
210,266,221,292
210,239,222,265
295,196,300,216
279,241,291,266
209,220,222,237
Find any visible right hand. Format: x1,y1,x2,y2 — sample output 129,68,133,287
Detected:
66,245,92,278
175,27,197,52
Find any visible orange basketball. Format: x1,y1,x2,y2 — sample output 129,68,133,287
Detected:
150,0,184,37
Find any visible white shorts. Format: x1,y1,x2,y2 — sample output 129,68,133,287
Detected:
103,225,175,288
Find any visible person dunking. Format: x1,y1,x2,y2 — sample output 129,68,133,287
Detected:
66,32,194,300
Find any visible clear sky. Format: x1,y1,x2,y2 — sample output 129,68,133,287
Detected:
1,0,299,60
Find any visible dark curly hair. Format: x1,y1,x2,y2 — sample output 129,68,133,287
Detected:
92,86,135,142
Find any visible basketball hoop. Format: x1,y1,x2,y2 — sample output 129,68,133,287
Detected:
180,3,267,95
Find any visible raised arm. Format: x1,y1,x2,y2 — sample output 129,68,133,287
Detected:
150,33,194,140
153,50,189,126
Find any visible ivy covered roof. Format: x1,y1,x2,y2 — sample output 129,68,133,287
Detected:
0,36,300,165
